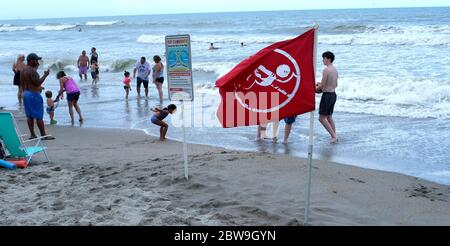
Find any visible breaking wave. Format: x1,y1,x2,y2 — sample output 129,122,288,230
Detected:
136,34,295,45
34,24,78,32
46,58,137,73
85,21,121,26
330,24,450,34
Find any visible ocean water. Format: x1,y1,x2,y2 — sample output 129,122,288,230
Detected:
1,8,450,184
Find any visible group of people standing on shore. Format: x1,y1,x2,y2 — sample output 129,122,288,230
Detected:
11,49,338,144
11,48,171,141
12,53,85,140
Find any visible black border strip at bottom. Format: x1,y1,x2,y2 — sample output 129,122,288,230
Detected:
0,226,449,243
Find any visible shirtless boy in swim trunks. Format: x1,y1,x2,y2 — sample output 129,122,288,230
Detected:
316,51,339,144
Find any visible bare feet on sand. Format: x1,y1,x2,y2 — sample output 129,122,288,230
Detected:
330,138,339,144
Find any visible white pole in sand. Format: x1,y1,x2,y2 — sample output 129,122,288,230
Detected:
181,101,189,180
304,111,315,225
304,25,319,225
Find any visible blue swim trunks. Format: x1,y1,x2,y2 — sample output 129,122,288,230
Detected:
46,106,55,114
24,90,44,120
284,115,298,125
151,115,159,124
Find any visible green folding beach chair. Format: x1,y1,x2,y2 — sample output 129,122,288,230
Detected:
0,112,50,163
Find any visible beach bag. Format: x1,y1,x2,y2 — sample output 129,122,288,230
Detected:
0,137,8,159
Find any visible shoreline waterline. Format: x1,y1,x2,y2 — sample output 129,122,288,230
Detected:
2,108,449,186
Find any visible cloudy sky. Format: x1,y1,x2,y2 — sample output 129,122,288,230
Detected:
1,0,449,20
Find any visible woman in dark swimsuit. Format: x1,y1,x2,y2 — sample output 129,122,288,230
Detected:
12,54,26,105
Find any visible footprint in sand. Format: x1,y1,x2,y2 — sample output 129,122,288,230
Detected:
406,184,447,202
52,201,65,211
349,177,366,184
17,207,35,214
93,205,108,213
51,167,62,172
186,183,207,190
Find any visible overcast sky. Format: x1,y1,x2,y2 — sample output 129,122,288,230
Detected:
1,0,449,20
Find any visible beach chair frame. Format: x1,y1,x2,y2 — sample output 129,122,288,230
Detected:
0,112,50,164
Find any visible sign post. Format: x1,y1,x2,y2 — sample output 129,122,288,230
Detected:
181,102,188,179
165,34,194,180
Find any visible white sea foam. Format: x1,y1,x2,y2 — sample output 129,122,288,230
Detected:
336,76,450,119
34,24,77,31
430,171,450,178
191,35,294,44
193,62,237,77
136,32,450,47
195,83,218,96
189,74,450,120
136,35,165,44
0,25,32,32
190,64,450,119
136,34,294,45
85,21,120,26
0,50,19,56
332,24,450,35
46,58,137,73
320,31,450,46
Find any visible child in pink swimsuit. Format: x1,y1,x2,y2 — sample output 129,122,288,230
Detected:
123,71,132,99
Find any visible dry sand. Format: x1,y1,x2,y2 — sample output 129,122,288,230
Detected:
0,110,449,226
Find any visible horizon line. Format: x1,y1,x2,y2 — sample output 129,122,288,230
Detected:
0,5,449,21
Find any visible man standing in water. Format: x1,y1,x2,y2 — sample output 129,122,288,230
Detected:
133,57,151,97
316,51,339,144
21,53,55,140
78,50,90,80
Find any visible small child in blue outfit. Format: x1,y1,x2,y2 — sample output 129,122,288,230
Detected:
45,91,60,125
151,104,177,141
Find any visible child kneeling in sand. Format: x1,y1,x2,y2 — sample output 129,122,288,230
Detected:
151,104,177,141
45,91,60,125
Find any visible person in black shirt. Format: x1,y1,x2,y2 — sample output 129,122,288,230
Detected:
90,47,98,65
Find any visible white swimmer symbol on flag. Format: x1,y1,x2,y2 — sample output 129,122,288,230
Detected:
234,48,302,113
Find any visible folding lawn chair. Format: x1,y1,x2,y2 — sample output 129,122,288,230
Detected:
0,112,50,163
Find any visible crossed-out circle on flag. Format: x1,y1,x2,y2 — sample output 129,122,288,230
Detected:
234,49,301,113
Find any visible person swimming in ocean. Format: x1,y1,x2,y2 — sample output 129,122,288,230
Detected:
209,43,219,50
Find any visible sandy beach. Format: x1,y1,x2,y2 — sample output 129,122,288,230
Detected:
0,110,449,226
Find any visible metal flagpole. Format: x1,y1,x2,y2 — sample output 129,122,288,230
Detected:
181,100,189,180
304,25,319,225
304,111,315,225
